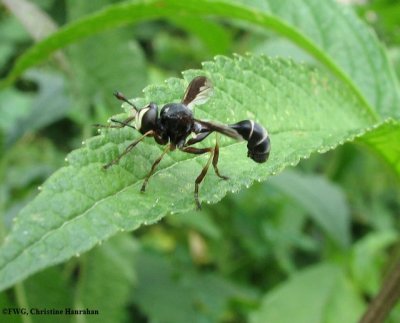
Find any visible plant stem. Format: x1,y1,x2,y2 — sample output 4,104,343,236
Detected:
360,260,400,323
14,283,33,323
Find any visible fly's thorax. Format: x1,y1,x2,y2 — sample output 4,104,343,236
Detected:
160,103,194,145
136,102,158,134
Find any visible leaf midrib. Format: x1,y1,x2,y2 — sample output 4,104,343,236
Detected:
0,139,243,274
0,113,372,275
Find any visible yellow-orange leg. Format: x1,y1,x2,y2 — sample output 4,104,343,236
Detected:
182,139,228,209
103,130,154,169
212,136,229,180
141,144,171,192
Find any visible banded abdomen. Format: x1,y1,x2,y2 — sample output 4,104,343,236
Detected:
230,120,270,163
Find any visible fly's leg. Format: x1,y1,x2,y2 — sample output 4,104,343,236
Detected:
181,146,214,210
212,134,229,180
103,130,154,169
141,144,171,192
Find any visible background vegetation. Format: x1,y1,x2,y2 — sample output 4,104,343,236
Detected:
0,0,399,322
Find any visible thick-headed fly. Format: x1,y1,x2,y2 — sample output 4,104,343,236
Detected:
97,76,270,209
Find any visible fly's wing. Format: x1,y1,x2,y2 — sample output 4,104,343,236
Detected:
194,119,243,141
181,76,214,110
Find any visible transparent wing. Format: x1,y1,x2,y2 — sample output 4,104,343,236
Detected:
194,119,243,141
182,76,214,110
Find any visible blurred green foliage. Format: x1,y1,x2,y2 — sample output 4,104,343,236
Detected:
0,0,399,322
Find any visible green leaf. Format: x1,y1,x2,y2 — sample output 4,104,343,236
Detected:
8,70,71,146
357,120,400,180
75,234,136,323
168,211,222,240
250,263,364,323
0,71,70,148
350,230,398,295
24,267,73,323
269,170,351,248
2,0,399,118
0,88,33,147
0,55,380,291
67,0,148,111
235,0,400,118
170,16,232,56
133,251,255,322
69,32,147,106
0,294,21,323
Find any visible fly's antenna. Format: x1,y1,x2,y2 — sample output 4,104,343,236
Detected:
114,91,139,112
109,118,136,130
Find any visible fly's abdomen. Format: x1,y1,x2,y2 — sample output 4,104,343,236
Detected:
230,120,270,163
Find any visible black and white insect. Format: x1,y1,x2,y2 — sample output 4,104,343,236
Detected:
97,76,270,209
